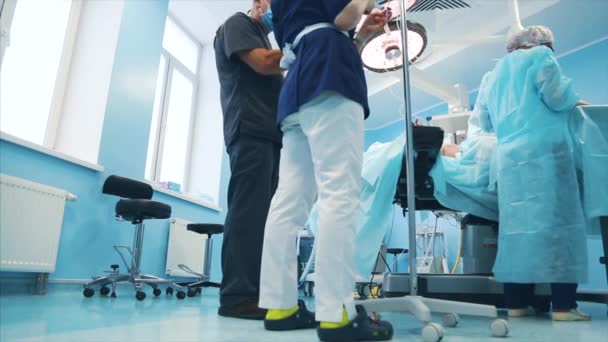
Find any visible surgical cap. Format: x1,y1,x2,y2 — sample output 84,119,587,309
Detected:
506,25,554,52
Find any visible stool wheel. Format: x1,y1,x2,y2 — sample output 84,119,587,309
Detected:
166,287,174,296
153,288,162,297
176,291,186,299
100,286,111,296
135,291,146,301
83,288,94,298
187,289,197,297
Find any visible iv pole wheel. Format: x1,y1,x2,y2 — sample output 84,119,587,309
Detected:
421,323,444,342
442,313,460,327
490,319,509,337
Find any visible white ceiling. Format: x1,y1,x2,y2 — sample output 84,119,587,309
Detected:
170,0,608,130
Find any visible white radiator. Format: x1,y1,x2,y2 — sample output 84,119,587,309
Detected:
0,174,76,273
165,218,207,277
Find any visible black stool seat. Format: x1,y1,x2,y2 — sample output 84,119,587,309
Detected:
387,248,408,255
116,199,172,222
187,224,224,236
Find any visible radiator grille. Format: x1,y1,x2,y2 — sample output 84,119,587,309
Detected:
0,174,72,273
165,218,207,277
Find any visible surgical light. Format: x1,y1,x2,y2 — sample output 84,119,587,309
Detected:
361,20,428,73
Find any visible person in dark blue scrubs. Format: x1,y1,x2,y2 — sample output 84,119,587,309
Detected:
258,1,395,341
214,0,283,320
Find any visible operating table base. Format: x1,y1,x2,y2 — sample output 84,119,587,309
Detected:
382,273,608,306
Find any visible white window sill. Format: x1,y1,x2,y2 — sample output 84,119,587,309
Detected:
0,132,104,172
149,184,222,212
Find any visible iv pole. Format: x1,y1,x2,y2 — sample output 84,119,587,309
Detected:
357,3,509,341
397,0,418,296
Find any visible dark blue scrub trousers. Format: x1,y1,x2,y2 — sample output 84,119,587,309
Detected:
220,135,280,309
504,283,578,311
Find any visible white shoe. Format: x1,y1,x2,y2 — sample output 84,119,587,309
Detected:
508,307,536,317
552,309,592,321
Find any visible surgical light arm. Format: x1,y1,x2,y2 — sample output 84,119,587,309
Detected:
410,67,470,113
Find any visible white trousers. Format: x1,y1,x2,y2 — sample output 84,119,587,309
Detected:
259,93,364,322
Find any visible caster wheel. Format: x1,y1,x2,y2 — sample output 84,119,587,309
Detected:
490,319,509,338
196,288,202,295
83,288,95,298
421,323,444,342
442,313,460,328
187,289,197,297
136,291,146,301
99,286,110,296
176,291,186,300
153,288,162,297
166,287,174,296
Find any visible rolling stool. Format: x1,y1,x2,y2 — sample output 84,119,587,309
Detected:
83,175,186,300
177,223,223,297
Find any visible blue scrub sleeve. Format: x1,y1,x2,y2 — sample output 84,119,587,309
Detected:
535,50,579,112
222,15,267,59
323,0,353,23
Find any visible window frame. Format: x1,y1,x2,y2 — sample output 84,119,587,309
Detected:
44,0,82,148
147,14,202,192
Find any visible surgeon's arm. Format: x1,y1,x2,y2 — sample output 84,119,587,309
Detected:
473,72,494,133
354,8,389,51
334,0,375,31
535,51,579,112
441,143,460,158
238,49,283,75
223,14,283,75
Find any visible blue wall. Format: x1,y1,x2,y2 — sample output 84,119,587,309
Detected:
368,38,608,289
0,1,227,283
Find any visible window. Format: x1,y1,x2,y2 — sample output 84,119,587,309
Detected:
0,0,78,145
145,16,200,190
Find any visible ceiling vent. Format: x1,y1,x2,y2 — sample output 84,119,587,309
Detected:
409,0,471,12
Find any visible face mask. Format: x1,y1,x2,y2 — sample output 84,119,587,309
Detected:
260,2,273,32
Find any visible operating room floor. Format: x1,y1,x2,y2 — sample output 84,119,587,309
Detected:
1,287,607,342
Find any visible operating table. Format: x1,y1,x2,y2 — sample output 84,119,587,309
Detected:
383,123,608,307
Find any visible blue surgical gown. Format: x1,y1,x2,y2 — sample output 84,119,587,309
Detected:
477,46,588,284
569,106,608,237
430,72,499,221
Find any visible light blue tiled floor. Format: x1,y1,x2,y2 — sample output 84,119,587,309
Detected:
0,287,607,341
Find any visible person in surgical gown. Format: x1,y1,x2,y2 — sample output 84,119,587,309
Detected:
476,26,591,321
